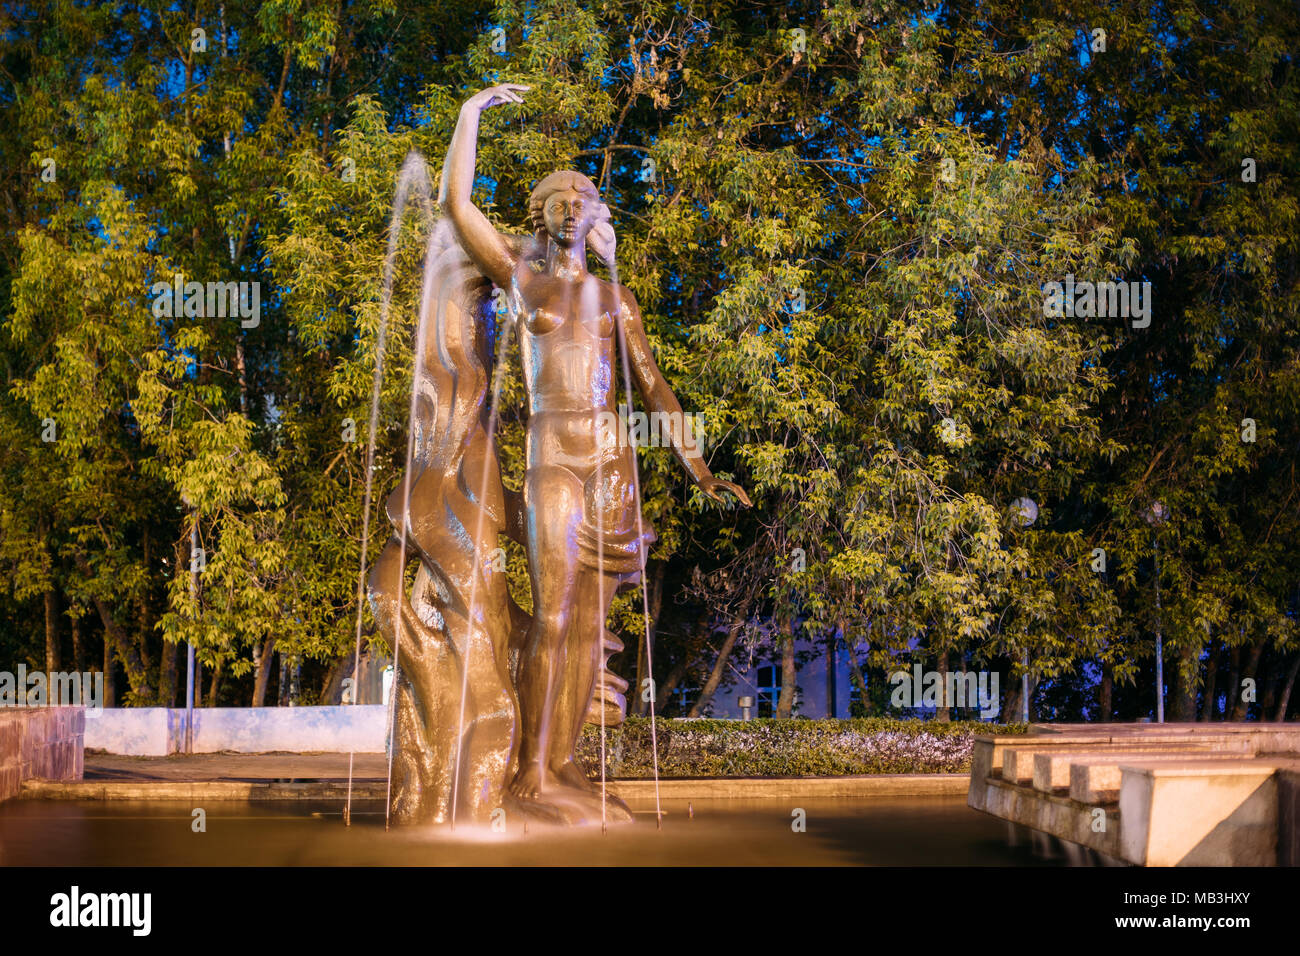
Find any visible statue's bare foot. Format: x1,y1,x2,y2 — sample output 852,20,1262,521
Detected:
555,760,597,793
503,764,634,826
504,763,584,825
548,764,634,822
507,762,546,802
502,791,573,825
552,765,635,825
546,784,634,826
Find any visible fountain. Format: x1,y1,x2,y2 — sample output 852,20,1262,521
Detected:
359,83,751,828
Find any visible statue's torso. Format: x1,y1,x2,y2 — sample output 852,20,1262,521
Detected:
514,265,630,479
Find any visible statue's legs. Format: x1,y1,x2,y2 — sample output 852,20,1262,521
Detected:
549,566,634,823
548,566,617,791
509,465,581,803
508,464,632,823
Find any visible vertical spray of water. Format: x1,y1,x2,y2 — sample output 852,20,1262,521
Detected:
448,284,517,830
346,153,433,826
606,258,664,829
597,445,608,834
590,287,609,834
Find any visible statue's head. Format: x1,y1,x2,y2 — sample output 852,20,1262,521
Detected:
528,170,614,264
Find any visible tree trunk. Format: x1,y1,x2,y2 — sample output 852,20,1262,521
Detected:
319,653,351,705
206,659,221,707
1274,652,1300,722
687,620,742,718
1229,639,1264,721
1222,642,1242,717
1099,660,1113,722
91,594,153,701
935,648,950,721
44,587,61,676
776,617,796,718
136,530,157,703
277,653,289,706
1199,642,1219,721
1002,661,1021,725
657,615,710,716
825,633,838,719
70,613,84,674
656,658,691,715
1169,641,1201,721
632,632,646,717
159,638,178,708
76,554,153,700
252,636,277,706
845,641,870,716
102,636,116,708
1260,648,1281,717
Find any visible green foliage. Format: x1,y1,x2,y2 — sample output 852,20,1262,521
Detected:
0,0,1295,719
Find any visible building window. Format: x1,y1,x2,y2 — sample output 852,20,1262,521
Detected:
847,677,862,712
756,664,781,718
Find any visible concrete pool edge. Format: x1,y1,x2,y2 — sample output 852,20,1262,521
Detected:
19,773,970,801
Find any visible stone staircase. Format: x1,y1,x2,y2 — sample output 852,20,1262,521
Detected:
967,723,1300,866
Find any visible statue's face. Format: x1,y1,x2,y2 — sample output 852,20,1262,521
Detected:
542,188,595,248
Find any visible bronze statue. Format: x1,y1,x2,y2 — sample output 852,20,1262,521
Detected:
368,83,750,827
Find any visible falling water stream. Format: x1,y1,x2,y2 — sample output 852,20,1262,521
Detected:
346,153,434,828
605,255,664,829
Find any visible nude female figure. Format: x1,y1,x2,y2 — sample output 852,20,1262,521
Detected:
440,83,751,822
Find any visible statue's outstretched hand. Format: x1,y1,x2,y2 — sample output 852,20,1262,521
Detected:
698,477,752,508
464,83,530,114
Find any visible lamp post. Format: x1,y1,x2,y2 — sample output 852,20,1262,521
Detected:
1011,498,1038,724
1144,501,1168,723
185,501,199,755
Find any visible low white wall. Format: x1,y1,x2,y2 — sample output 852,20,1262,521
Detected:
85,706,387,756
83,707,172,756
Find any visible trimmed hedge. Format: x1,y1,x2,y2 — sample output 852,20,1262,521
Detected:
575,717,1027,778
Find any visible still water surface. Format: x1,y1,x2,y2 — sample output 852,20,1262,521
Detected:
0,795,1058,866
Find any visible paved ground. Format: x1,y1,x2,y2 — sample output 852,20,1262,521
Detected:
85,752,388,781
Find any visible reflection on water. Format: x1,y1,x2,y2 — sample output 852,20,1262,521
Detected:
0,795,1057,867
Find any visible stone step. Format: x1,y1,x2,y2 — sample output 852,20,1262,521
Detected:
1119,758,1291,866
1003,740,1246,786
1063,749,1257,803
978,731,1270,786
1030,722,1300,738
969,727,1300,866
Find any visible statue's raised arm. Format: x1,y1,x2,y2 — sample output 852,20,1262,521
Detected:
438,83,531,288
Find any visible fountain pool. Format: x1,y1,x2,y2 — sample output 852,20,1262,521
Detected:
0,795,1055,866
